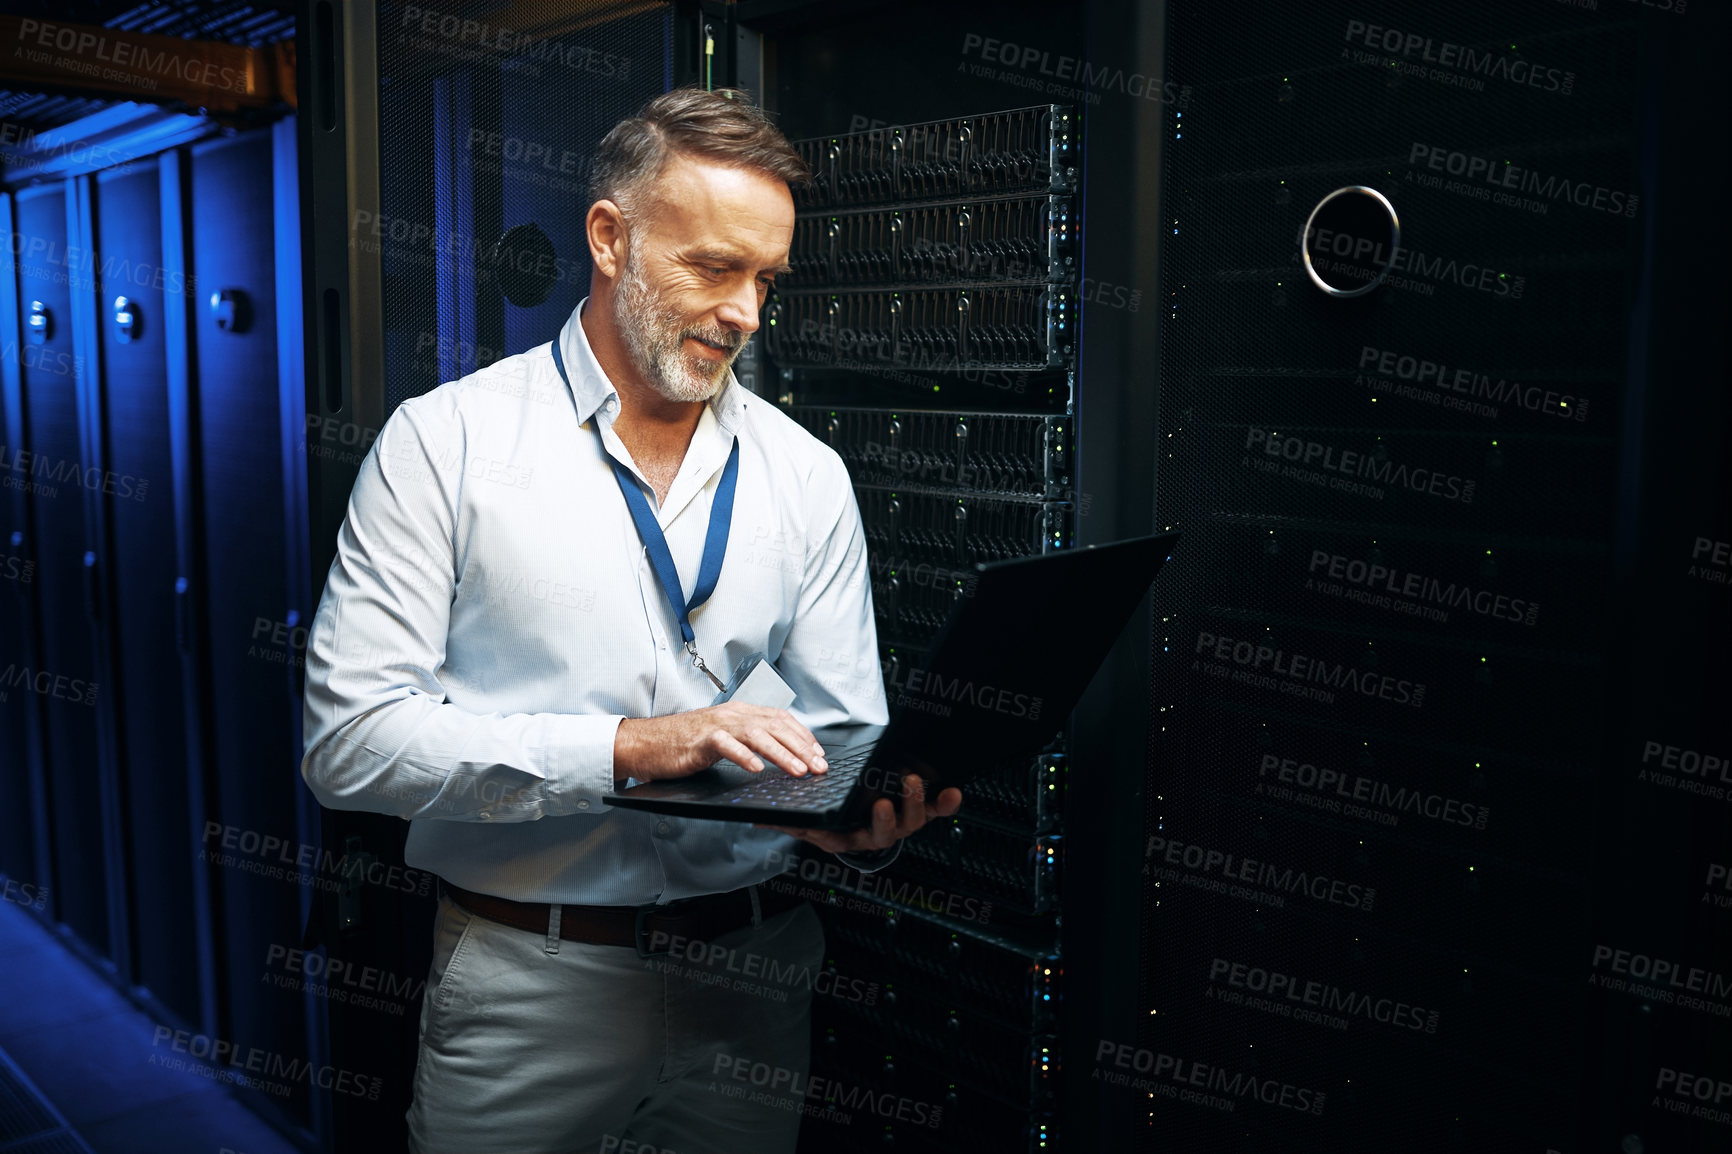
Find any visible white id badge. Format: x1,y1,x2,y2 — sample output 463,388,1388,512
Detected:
713,651,797,710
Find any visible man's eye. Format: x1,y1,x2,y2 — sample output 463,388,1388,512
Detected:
704,266,726,277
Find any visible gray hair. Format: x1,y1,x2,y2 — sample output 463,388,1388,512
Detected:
586,86,811,222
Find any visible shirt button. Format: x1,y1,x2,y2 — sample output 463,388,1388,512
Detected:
478,811,492,820
656,821,670,837
577,799,591,810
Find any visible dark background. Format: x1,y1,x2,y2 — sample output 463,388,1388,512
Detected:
0,0,1725,1151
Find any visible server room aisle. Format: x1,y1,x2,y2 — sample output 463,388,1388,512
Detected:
0,896,306,1154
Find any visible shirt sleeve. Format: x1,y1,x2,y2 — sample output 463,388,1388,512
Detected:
299,395,621,822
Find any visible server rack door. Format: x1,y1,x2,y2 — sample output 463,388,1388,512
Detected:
0,514,39,891
494,44,655,353
12,182,110,958
187,130,308,1120
92,163,203,1027
0,193,48,907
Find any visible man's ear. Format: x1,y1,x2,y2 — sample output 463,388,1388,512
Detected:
586,199,628,279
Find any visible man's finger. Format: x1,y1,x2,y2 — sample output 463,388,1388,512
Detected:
738,705,820,760
742,728,812,776
768,720,826,771
716,733,765,771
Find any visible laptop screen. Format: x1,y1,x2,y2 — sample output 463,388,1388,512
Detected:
872,533,1177,778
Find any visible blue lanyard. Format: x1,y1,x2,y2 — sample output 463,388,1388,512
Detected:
552,337,739,690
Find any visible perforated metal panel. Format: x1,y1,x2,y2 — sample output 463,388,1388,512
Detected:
373,0,672,419
1144,1,1644,1150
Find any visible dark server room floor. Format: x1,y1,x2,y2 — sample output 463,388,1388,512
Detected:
0,897,299,1154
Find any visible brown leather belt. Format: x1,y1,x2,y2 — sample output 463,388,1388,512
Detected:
442,879,808,957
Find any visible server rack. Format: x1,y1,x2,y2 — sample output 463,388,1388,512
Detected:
764,105,1080,1154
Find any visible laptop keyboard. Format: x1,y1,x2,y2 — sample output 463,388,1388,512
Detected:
716,748,874,809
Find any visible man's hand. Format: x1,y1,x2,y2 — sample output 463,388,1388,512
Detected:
614,704,827,785
755,773,962,855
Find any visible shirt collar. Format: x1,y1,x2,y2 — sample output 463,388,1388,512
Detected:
558,296,746,435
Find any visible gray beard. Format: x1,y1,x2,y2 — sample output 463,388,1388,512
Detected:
614,245,742,404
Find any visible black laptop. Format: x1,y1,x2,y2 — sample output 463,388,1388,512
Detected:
603,531,1179,829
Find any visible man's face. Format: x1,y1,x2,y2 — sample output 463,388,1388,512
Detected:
611,153,795,404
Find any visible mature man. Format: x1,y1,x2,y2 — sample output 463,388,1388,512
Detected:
300,86,961,1153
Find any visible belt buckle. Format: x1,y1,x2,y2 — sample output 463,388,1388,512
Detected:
634,903,669,959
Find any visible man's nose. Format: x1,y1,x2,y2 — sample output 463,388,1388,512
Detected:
714,276,762,335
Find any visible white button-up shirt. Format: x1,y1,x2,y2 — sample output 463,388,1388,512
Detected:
300,299,889,905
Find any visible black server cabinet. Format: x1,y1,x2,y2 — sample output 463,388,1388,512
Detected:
187,127,314,1115
9,182,113,959
731,3,1145,1151
91,159,203,1028
3,91,314,1140
1143,1,1729,1152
